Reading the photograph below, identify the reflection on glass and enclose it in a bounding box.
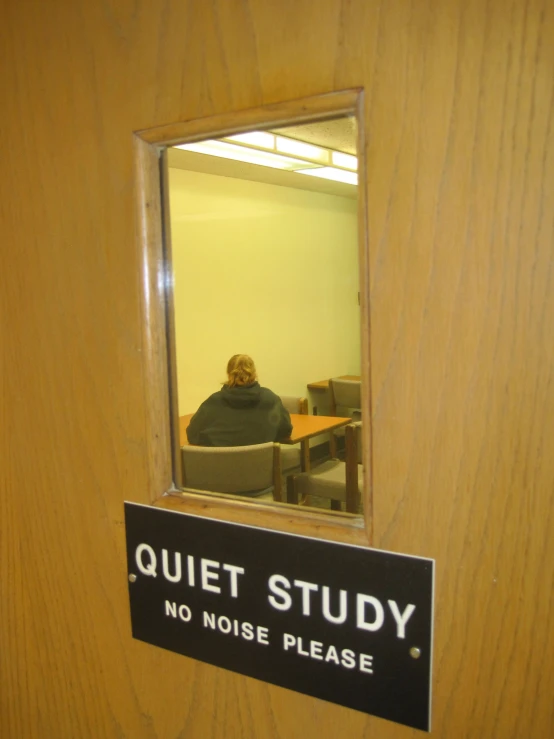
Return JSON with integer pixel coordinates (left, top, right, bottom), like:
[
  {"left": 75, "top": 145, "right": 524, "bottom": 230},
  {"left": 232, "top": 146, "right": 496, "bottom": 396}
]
[{"left": 167, "top": 116, "right": 363, "bottom": 515}]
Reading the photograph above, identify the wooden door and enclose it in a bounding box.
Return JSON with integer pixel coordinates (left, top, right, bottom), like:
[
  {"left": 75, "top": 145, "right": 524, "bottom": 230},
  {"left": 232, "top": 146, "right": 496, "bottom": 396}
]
[{"left": 1, "top": 1, "right": 553, "bottom": 738}]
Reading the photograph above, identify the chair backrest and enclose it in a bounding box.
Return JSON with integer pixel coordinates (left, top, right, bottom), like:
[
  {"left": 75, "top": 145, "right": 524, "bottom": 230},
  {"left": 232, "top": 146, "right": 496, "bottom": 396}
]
[
  {"left": 181, "top": 442, "right": 282, "bottom": 500},
  {"left": 329, "top": 378, "right": 361, "bottom": 414},
  {"left": 279, "top": 396, "right": 308, "bottom": 415},
  {"left": 279, "top": 396, "right": 309, "bottom": 472}
]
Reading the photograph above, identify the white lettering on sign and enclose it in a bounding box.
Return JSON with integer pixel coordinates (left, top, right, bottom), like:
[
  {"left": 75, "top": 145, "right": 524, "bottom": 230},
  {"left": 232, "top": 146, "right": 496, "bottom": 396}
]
[
  {"left": 187, "top": 555, "right": 195, "bottom": 586},
  {"left": 165, "top": 600, "right": 177, "bottom": 618},
  {"left": 322, "top": 586, "right": 348, "bottom": 624},
  {"left": 267, "top": 575, "right": 292, "bottom": 611},
  {"left": 267, "top": 575, "right": 416, "bottom": 639},
  {"left": 201, "top": 559, "right": 221, "bottom": 593},
  {"left": 356, "top": 595, "right": 385, "bottom": 632},
  {"left": 387, "top": 600, "right": 416, "bottom": 639},
  {"left": 162, "top": 549, "right": 182, "bottom": 583},
  {"left": 164, "top": 600, "right": 192, "bottom": 622},
  {"left": 293, "top": 579, "right": 319, "bottom": 616},
  {"left": 133, "top": 545, "right": 245, "bottom": 597},
  {"left": 223, "top": 563, "right": 245, "bottom": 598},
  {"left": 133, "top": 546, "right": 416, "bottom": 641},
  {"left": 283, "top": 633, "right": 373, "bottom": 673},
  {"left": 310, "top": 640, "right": 323, "bottom": 660},
  {"left": 203, "top": 611, "right": 270, "bottom": 644},
  {"left": 178, "top": 604, "right": 192, "bottom": 622},
  {"left": 135, "top": 543, "right": 157, "bottom": 577}
]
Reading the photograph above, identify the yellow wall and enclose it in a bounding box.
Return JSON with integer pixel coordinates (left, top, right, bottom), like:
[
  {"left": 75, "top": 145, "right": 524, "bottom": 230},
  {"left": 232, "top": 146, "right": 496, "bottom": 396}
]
[{"left": 169, "top": 167, "right": 360, "bottom": 415}]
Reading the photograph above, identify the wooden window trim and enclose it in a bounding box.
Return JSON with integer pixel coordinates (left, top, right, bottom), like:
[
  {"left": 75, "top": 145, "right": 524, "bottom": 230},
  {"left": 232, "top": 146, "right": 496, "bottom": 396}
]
[{"left": 133, "top": 89, "right": 373, "bottom": 547}]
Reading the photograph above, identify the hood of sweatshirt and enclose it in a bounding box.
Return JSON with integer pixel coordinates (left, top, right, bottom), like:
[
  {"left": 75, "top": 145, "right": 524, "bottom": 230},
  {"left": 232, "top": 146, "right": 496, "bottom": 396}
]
[{"left": 220, "top": 382, "right": 262, "bottom": 409}]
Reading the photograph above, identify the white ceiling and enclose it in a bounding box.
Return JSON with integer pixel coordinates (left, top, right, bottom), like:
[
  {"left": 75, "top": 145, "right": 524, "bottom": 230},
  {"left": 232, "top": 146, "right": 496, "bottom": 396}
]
[
  {"left": 168, "top": 115, "right": 358, "bottom": 199},
  {"left": 270, "top": 116, "right": 357, "bottom": 155}
]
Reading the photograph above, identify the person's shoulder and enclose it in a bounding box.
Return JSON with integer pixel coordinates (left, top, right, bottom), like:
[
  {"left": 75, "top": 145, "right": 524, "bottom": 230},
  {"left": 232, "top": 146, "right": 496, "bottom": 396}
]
[
  {"left": 259, "top": 386, "right": 281, "bottom": 403},
  {"left": 198, "top": 390, "right": 223, "bottom": 407}
]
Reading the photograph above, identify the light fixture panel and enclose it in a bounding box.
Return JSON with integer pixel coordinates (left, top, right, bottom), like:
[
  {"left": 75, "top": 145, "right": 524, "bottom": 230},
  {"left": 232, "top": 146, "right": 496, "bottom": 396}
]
[
  {"left": 295, "top": 166, "right": 358, "bottom": 185},
  {"left": 331, "top": 151, "right": 358, "bottom": 171},
  {"left": 226, "top": 131, "right": 275, "bottom": 149},
  {"left": 176, "top": 140, "right": 311, "bottom": 170},
  {"left": 275, "top": 136, "right": 329, "bottom": 163}
]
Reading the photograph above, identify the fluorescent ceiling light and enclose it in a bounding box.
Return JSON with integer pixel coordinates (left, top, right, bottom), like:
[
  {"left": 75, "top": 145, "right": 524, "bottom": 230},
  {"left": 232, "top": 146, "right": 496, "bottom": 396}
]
[
  {"left": 275, "top": 136, "right": 328, "bottom": 163},
  {"left": 227, "top": 131, "right": 275, "bottom": 149},
  {"left": 175, "top": 135, "right": 358, "bottom": 185},
  {"left": 176, "top": 140, "right": 312, "bottom": 170},
  {"left": 331, "top": 151, "right": 358, "bottom": 171},
  {"left": 295, "top": 167, "right": 358, "bottom": 185}
]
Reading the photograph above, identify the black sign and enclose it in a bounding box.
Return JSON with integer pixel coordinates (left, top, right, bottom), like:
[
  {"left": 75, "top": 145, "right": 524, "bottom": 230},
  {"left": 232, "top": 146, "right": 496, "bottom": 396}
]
[{"left": 125, "top": 502, "right": 434, "bottom": 732}]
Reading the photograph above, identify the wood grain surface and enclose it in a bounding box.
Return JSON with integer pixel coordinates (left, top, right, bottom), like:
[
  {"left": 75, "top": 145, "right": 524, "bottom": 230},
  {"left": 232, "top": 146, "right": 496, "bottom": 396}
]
[
  {"left": 1, "top": 1, "right": 553, "bottom": 738},
  {"left": 179, "top": 413, "right": 352, "bottom": 446}
]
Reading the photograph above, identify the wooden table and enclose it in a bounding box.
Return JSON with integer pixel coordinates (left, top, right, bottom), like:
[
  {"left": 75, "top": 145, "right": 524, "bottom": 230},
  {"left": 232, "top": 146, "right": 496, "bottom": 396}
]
[
  {"left": 179, "top": 413, "right": 351, "bottom": 471},
  {"left": 307, "top": 374, "right": 361, "bottom": 392},
  {"left": 180, "top": 413, "right": 351, "bottom": 445}
]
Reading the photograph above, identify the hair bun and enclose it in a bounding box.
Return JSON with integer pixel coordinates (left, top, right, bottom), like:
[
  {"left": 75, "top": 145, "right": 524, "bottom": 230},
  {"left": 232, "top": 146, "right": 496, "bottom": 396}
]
[{"left": 226, "top": 354, "right": 257, "bottom": 387}]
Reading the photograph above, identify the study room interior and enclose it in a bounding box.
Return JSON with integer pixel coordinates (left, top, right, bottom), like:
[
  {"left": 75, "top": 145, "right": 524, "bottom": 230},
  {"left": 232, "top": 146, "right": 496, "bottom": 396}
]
[{"left": 166, "top": 115, "right": 364, "bottom": 514}]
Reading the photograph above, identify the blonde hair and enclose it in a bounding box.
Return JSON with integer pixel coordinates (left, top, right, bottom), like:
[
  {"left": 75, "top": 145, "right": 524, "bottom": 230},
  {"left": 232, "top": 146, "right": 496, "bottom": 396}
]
[{"left": 226, "top": 354, "right": 257, "bottom": 388}]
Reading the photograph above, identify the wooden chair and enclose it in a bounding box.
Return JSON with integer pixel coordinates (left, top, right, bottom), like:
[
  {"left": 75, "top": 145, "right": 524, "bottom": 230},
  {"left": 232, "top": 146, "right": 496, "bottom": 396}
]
[
  {"left": 328, "top": 378, "right": 362, "bottom": 458},
  {"left": 181, "top": 442, "right": 282, "bottom": 501},
  {"left": 286, "top": 423, "right": 363, "bottom": 513},
  {"left": 278, "top": 395, "right": 310, "bottom": 473}
]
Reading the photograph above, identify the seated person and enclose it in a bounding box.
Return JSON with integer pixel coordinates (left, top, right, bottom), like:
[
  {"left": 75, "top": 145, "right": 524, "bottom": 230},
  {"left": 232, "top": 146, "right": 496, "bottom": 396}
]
[{"left": 186, "top": 354, "right": 293, "bottom": 447}]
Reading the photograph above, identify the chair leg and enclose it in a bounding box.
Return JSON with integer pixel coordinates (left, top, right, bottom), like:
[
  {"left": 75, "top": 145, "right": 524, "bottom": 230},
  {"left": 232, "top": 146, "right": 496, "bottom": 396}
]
[
  {"left": 286, "top": 475, "right": 299, "bottom": 505},
  {"left": 344, "top": 423, "right": 358, "bottom": 513},
  {"left": 329, "top": 432, "right": 338, "bottom": 459},
  {"left": 300, "top": 439, "right": 310, "bottom": 472}
]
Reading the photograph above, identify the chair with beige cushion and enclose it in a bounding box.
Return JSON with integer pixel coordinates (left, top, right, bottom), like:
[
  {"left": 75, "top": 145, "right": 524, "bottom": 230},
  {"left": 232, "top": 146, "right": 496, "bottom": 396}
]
[
  {"left": 286, "top": 422, "right": 363, "bottom": 513},
  {"left": 278, "top": 395, "right": 309, "bottom": 473},
  {"left": 181, "top": 442, "right": 282, "bottom": 501},
  {"left": 328, "top": 378, "right": 362, "bottom": 458}
]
